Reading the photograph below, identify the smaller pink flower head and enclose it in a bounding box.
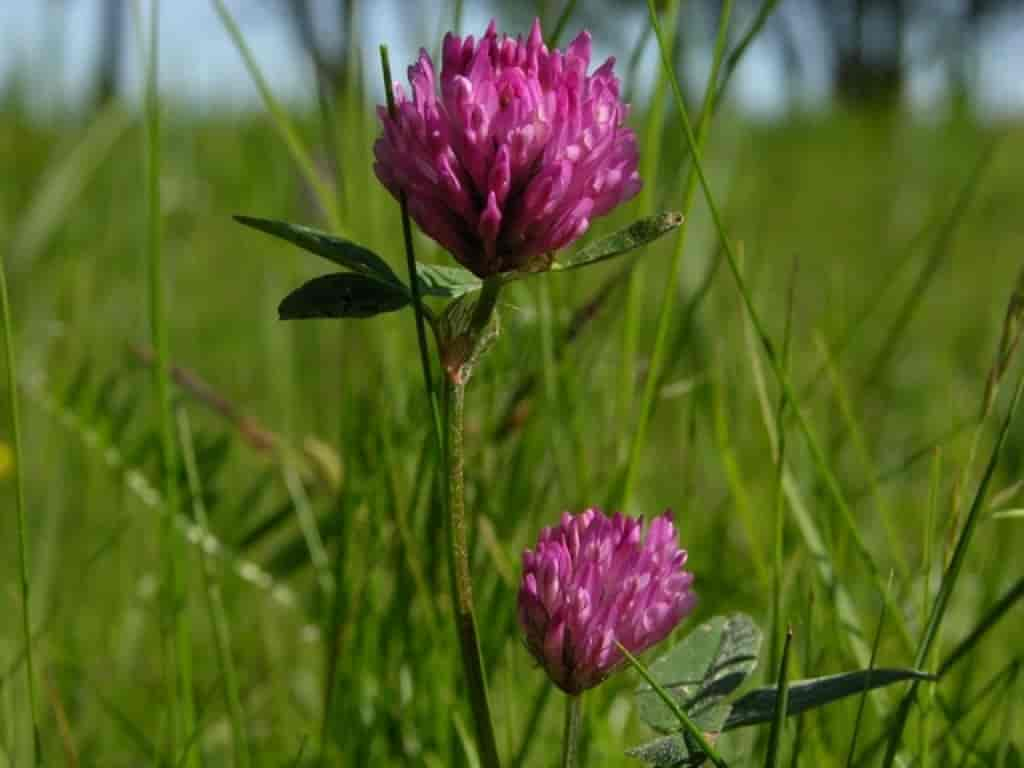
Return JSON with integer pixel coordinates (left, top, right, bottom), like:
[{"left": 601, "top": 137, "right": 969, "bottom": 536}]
[
  {"left": 374, "top": 18, "right": 641, "bottom": 278},
  {"left": 518, "top": 508, "right": 696, "bottom": 694}
]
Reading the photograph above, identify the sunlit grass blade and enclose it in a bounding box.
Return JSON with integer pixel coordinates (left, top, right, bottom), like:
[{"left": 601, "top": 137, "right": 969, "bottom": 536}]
[
  {"left": 289, "top": 736, "right": 309, "bottom": 768},
  {"left": 744, "top": 293, "right": 901, "bottom": 672},
  {"left": 846, "top": 575, "right": 890, "bottom": 767},
  {"left": 22, "top": 372, "right": 308, "bottom": 621},
  {"left": 860, "top": 139, "right": 1000, "bottom": 398},
  {"left": 619, "top": 0, "right": 679, "bottom": 463},
  {"left": 210, "top": 0, "right": 343, "bottom": 233},
  {"left": 91, "top": 678, "right": 163, "bottom": 764},
  {"left": 848, "top": 420, "right": 971, "bottom": 503},
  {"left": 769, "top": 255, "right": 797, "bottom": 673},
  {"left": 882, "top": 371, "right": 1024, "bottom": 765},
  {"left": 319, "top": 506, "right": 350, "bottom": 763},
  {"left": 138, "top": 2, "right": 196, "bottom": 763},
  {"left": 620, "top": 0, "right": 734, "bottom": 507},
  {"left": 919, "top": 446, "right": 942, "bottom": 764},
  {"left": 10, "top": 104, "right": 130, "bottom": 274},
  {"left": 177, "top": 409, "right": 251, "bottom": 768},
  {"left": 647, "top": 0, "right": 916, "bottom": 667},
  {"left": 282, "top": 461, "right": 334, "bottom": 597},
  {"left": 815, "top": 333, "right": 907, "bottom": 579},
  {"left": 453, "top": 711, "right": 483, "bottom": 768},
  {"left": 1, "top": 203, "right": 40, "bottom": 765},
  {"left": 711, "top": 350, "right": 769, "bottom": 587}
]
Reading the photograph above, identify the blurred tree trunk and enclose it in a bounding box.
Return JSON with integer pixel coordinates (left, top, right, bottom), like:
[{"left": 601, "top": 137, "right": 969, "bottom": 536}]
[
  {"left": 92, "top": 0, "right": 124, "bottom": 109},
  {"left": 832, "top": 0, "right": 905, "bottom": 107},
  {"left": 289, "top": 0, "right": 356, "bottom": 97}
]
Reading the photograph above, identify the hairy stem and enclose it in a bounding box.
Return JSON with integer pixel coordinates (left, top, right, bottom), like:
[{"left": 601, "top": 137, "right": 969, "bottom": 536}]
[
  {"left": 445, "top": 374, "right": 501, "bottom": 768},
  {"left": 561, "top": 694, "right": 583, "bottom": 768}
]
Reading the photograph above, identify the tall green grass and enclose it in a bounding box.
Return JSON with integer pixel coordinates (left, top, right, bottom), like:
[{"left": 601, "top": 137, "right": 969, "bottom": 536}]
[{"left": 0, "top": 2, "right": 1022, "bottom": 766}]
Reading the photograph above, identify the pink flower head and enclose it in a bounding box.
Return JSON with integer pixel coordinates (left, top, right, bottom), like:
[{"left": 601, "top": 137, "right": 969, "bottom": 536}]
[
  {"left": 374, "top": 19, "right": 642, "bottom": 278},
  {"left": 518, "top": 508, "right": 696, "bottom": 694}
]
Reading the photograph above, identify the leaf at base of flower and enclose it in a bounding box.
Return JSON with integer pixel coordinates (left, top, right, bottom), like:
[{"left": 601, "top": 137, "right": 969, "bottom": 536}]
[
  {"left": 415, "top": 263, "right": 482, "bottom": 298},
  {"left": 722, "top": 668, "right": 936, "bottom": 731},
  {"left": 625, "top": 729, "right": 721, "bottom": 768},
  {"left": 235, "top": 216, "right": 404, "bottom": 288},
  {"left": 278, "top": 273, "right": 410, "bottom": 320},
  {"left": 438, "top": 285, "right": 500, "bottom": 384},
  {"left": 636, "top": 613, "right": 762, "bottom": 735},
  {"left": 551, "top": 212, "right": 683, "bottom": 272}
]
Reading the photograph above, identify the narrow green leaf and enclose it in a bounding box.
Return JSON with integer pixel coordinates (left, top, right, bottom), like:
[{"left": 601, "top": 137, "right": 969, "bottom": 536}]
[
  {"left": 416, "top": 262, "right": 482, "bottom": 298},
  {"left": 636, "top": 613, "right": 762, "bottom": 734},
  {"left": 723, "top": 668, "right": 934, "bottom": 731},
  {"left": 235, "top": 216, "right": 403, "bottom": 286},
  {"left": 278, "top": 273, "right": 410, "bottom": 320},
  {"left": 551, "top": 212, "right": 683, "bottom": 272}
]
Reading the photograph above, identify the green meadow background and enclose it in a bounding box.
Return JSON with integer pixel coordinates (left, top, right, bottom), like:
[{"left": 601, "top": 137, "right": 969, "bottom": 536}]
[{"left": 1, "top": 1, "right": 1023, "bottom": 765}]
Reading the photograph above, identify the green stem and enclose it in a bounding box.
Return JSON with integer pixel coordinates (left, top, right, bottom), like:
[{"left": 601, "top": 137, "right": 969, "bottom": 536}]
[
  {"left": 378, "top": 42, "right": 497, "bottom": 765},
  {"left": 141, "top": 2, "right": 196, "bottom": 764},
  {"left": 1, "top": 247, "right": 40, "bottom": 763},
  {"left": 379, "top": 46, "right": 439, "bottom": 420},
  {"left": 561, "top": 695, "right": 583, "bottom": 768},
  {"left": 444, "top": 375, "right": 501, "bottom": 768}
]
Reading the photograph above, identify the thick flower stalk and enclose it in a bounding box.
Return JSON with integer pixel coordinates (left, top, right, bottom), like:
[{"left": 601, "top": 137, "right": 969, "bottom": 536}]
[
  {"left": 375, "top": 18, "right": 641, "bottom": 277},
  {"left": 518, "top": 508, "right": 696, "bottom": 695}
]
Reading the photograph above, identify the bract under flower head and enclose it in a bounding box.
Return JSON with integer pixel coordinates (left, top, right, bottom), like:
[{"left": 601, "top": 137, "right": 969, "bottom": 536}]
[
  {"left": 518, "top": 508, "right": 696, "bottom": 694},
  {"left": 374, "top": 19, "right": 641, "bottom": 278}
]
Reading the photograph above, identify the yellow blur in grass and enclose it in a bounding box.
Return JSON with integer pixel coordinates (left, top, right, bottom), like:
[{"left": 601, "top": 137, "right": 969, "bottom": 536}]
[{"left": 0, "top": 440, "right": 11, "bottom": 479}]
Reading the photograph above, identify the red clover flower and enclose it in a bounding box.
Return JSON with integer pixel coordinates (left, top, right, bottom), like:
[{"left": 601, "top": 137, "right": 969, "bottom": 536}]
[
  {"left": 518, "top": 508, "right": 696, "bottom": 695},
  {"left": 374, "top": 18, "right": 641, "bottom": 278}
]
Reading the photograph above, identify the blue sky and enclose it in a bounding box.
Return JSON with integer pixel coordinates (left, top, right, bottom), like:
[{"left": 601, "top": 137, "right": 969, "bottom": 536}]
[{"left": 2, "top": 0, "right": 1023, "bottom": 119}]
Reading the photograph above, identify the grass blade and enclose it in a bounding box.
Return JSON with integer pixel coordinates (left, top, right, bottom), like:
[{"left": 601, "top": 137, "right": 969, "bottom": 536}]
[
  {"left": 765, "top": 626, "right": 793, "bottom": 768},
  {"left": 620, "top": 0, "right": 734, "bottom": 507},
  {"left": 210, "top": 0, "right": 343, "bottom": 234},
  {"left": 770, "top": 255, "right": 797, "bottom": 673},
  {"left": 882, "top": 371, "right": 1024, "bottom": 765},
  {"left": 177, "top": 409, "right": 251, "bottom": 768},
  {"left": 1, "top": 200, "right": 41, "bottom": 765},
  {"left": 509, "top": 681, "right": 553, "bottom": 768},
  {"left": 937, "top": 575, "right": 1024, "bottom": 678},
  {"left": 648, "top": 0, "right": 916, "bottom": 667},
  {"left": 10, "top": 104, "right": 131, "bottom": 274},
  {"left": 138, "top": 2, "right": 196, "bottom": 763},
  {"left": 846, "top": 576, "right": 890, "bottom": 767},
  {"left": 619, "top": 0, "right": 679, "bottom": 458},
  {"left": 547, "top": 0, "right": 580, "bottom": 47}
]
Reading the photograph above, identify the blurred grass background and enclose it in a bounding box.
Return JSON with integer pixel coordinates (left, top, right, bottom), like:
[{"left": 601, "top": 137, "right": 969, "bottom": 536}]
[{"left": 1, "top": 1, "right": 1023, "bottom": 766}]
